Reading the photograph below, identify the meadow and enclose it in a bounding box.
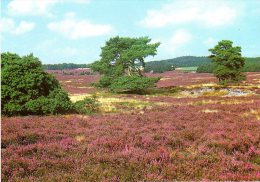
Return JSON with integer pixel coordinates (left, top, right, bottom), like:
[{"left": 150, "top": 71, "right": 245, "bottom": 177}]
[{"left": 2, "top": 70, "right": 260, "bottom": 181}]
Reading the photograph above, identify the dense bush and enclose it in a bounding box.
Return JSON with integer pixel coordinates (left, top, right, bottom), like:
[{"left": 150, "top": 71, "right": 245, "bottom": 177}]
[
  {"left": 109, "top": 76, "right": 160, "bottom": 93},
  {"left": 1, "top": 52, "right": 74, "bottom": 116},
  {"left": 91, "top": 75, "right": 113, "bottom": 88},
  {"left": 74, "top": 95, "right": 100, "bottom": 114}
]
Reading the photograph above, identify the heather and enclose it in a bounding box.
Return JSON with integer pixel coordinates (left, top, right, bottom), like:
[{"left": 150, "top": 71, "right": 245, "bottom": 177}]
[
  {"left": 2, "top": 58, "right": 260, "bottom": 180},
  {"left": 2, "top": 69, "right": 260, "bottom": 182},
  {"left": 2, "top": 96, "right": 260, "bottom": 181}
]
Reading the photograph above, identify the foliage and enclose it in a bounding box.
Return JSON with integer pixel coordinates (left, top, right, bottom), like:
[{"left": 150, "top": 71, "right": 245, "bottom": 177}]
[
  {"left": 209, "top": 40, "right": 245, "bottom": 83},
  {"left": 91, "top": 36, "right": 160, "bottom": 77},
  {"left": 43, "top": 63, "right": 88, "bottom": 70},
  {"left": 91, "top": 36, "right": 160, "bottom": 92},
  {"left": 145, "top": 55, "right": 259, "bottom": 74},
  {"left": 145, "top": 56, "right": 211, "bottom": 73},
  {"left": 109, "top": 76, "right": 160, "bottom": 93},
  {"left": 74, "top": 95, "right": 100, "bottom": 114},
  {"left": 91, "top": 75, "right": 113, "bottom": 88},
  {"left": 1, "top": 52, "right": 74, "bottom": 116},
  {"left": 242, "top": 57, "right": 260, "bottom": 72},
  {"left": 196, "top": 63, "right": 214, "bottom": 73},
  {"left": 197, "top": 57, "right": 260, "bottom": 73}
]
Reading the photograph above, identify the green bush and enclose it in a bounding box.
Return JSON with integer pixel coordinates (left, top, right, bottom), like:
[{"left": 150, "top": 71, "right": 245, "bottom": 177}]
[
  {"left": 109, "top": 76, "right": 160, "bottom": 93},
  {"left": 1, "top": 52, "right": 74, "bottom": 116},
  {"left": 74, "top": 96, "right": 99, "bottom": 114},
  {"left": 25, "top": 97, "right": 52, "bottom": 115},
  {"left": 91, "top": 75, "right": 113, "bottom": 88}
]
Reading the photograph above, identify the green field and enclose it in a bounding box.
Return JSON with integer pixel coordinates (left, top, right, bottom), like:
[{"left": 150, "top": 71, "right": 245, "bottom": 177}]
[{"left": 175, "top": 66, "right": 198, "bottom": 72}]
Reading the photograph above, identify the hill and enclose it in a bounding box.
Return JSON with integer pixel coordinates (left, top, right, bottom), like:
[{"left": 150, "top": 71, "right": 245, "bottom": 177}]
[
  {"left": 144, "top": 56, "right": 211, "bottom": 73},
  {"left": 145, "top": 56, "right": 260, "bottom": 73},
  {"left": 197, "top": 57, "right": 260, "bottom": 73}
]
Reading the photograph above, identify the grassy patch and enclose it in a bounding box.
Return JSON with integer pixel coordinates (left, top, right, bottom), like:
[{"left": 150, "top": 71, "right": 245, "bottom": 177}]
[
  {"left": 202, "top": 90, "right": 228, "bottom": 97},
  {"left": 69, "top": 94, "right": 92, "bottom": 103},
  {"left": 243, "top": 109, "right": 260, "bottom": 120},
  {"left": 193, "top": 99, "right": 254, "bottom": 106},
  {"left": 98, "top": 97, "right": 154, "bottom": 113},
  {"left": 201, "top": 109, "right": 219, "bottom": 113}
]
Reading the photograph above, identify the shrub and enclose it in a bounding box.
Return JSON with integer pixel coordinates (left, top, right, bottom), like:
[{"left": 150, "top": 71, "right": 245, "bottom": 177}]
[
  {"left": 74, "top": 95, "right": 99, "bottom": 114},
  {"left": 91, "top": 75, "right": 113, "bottom": 88},
  {"left": 109, "top": 76, "right": 160, "bottom": 93},
  {"left": 48, "top": 89, "right": 75, "bottom": 114},
  {"left": 1, "top": 52, "right": 74, "bottom": 116},
  {"left": 25, "top": 97, "right": 52, "bottom": 115}
]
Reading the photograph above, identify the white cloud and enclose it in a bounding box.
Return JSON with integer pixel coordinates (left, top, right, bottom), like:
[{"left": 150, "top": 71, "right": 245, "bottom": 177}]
[
  {"left": 0, "top": 18, "right": 35, "bottom": 35},
  {"left": 7, "top": 0, "right": 59, "bottom": 16},
  {"left": 7, "top": 0, "right": 90, "bottom": 17},
  {"left": 47, "top": 15, "right": 114, "bottom": 39},
  {"left": 0, "top": 18, "right": 15, "bottom": 32},
  {"left": 12, "top": 21, "right": 35, "bottom": 35},
  {"left": 162, "top": 29, "right": 194, "bottom": 52},
  {"left": 140, "top": 0, "right": 241, "bottom": 28}
]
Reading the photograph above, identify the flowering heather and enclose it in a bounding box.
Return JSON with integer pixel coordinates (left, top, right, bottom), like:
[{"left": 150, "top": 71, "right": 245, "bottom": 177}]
[
  {"left": 2, "top": 95, "right": 260, "bottom": 181},
  {"left": 49, "top": 70, "right": 260, "bottom": 95},
  {"left": 2, "top": 71, "right": 260, "bottom": 181}
]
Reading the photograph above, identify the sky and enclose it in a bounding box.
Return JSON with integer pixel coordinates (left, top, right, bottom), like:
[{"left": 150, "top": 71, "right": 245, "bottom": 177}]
[{"left": 1, "top": 0, "right": 260, "bottom": 64}]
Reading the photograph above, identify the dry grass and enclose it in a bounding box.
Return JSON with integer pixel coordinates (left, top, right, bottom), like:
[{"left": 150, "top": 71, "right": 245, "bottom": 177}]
[
  {"left": 75, "top": 135, "right": 85, "bottom": 142},
  {"left": 98, "top": 97, "right": 156, "bottom": 113},
  {"left": 202, "top": 90, "right": 228, "bottom": 96},
  {"left": 201, "top": 109, "right": 219, "bottom": 113},
  {"left": 243, "top": 109, "right": 260, "bottom": 120},
  {"left": 193, "top": 99, "right": 254, "bottom": 106},
  {"left": 69, "top": 93, "right": 92, "bottom": 102}
]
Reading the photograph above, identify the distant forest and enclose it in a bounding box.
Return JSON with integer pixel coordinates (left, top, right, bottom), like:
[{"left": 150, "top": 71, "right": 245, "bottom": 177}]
[
  {"left": 43, "top": 63, "right": 89, "bottom": 70},
  {"left": 43, "top": 56, "right": 260, "bottom": 73},
  {"left": 145, "top": 56, "right": 260, "bottom": 73},
  {"left": 196, "top": 57, "right": 260, "bottom": 73},
  {"left": 144, "top": 56, "right": 210, "bottom": 73}
]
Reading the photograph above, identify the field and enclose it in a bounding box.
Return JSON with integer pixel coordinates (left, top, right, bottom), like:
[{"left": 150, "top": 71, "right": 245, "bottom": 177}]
[
  {"left": 2, "top": 70, "right": 260, "bottom": 181},
  {"left": 175, "top": 66, "right": 198, "bottom": 72}
]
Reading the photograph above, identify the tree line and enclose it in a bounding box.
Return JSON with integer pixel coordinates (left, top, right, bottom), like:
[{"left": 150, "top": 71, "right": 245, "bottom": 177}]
[
  {"left": 43, "top": 63, "right": 89, "bottom": 70},
  {"left": 197, "top": 57, "right": 260, "bottom": 73},
  {"left": 145, "top": 56, "right": 260, "bottom": 73}
]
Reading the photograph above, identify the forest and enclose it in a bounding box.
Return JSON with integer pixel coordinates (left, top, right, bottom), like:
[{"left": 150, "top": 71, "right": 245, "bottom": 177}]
[{"left": 43, "top": 56, "right": 260, "bottom": 73}]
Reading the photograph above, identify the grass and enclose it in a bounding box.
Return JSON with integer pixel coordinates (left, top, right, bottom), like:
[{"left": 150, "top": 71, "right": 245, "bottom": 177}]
[
  {"left": 193, "top": 99, "right": 254, "bottom": 106},
  {"left": 98, "top": 97, "right": 162, "bottom": 113},
  {"left": 202, "top": 90, "right": 228, "bottom": 96},
  {"left": 69, "top": 93, "right": 92, "bottom": 102},
  {"left": 175, "top": 67, "right": 198, "bottom": 72},
  {"left": 243, "top": 109, "right": 260, "bottom": 120},
  {"left": 201, "top": 109, "right": 219, "bottom": 113}
]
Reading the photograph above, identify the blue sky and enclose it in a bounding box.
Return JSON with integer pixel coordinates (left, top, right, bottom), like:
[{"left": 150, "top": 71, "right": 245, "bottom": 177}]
[{"left": 1, "top": 0, "right": 260, "bottom": 64}]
